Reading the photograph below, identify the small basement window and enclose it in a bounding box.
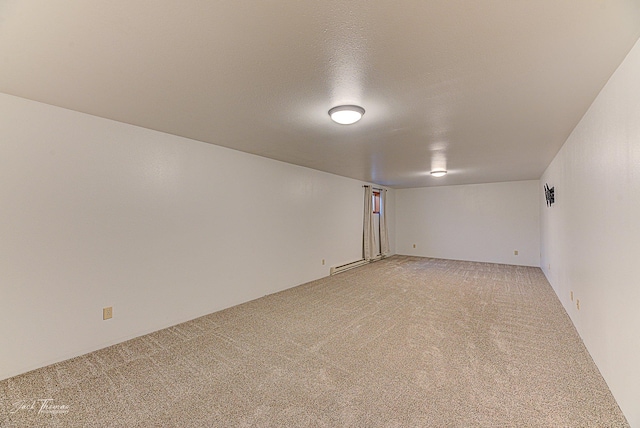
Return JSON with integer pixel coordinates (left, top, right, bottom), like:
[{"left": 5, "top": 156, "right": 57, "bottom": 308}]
[{"left": 373, "top": 191, "right": 380, "bottom": 214}]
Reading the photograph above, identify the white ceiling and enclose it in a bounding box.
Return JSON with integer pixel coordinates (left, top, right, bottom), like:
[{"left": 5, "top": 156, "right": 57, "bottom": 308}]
[{"left": 1, "top": 1, "right": 639, "bottom": 188}]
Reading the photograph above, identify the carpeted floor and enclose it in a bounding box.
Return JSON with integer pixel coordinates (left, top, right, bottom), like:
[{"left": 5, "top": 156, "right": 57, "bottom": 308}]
[{"left": 0, "top": 256, "right": 629, "bottom": 427}]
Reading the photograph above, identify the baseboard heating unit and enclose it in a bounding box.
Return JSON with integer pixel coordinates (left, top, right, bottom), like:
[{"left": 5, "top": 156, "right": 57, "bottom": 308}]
[{"left": 330, "top": 259, "right": 369, "bottom": 275}]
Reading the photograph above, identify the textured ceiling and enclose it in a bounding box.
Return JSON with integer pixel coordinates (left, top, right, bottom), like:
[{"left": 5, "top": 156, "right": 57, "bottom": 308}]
[{"left": 1, "top": 1, "right": 639, "bottom": 188}]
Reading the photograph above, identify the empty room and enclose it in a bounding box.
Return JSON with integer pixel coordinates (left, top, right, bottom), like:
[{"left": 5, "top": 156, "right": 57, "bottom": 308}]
[{"left": 1, "top": 1, "right": 639, "bottom": 427}]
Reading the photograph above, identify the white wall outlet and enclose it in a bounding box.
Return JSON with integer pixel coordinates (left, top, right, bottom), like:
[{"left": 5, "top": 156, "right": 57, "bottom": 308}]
[
  {"left": 413, "top": 244, "right": 416, "bottom": 248},
  {"left": 570, "top": 291, "right": 574, "bottom": 301},
  {"left": 514, "top": 250, "right": 518, "bottom": 255},
  {"left": 322, "top": 259, "right": 325, "bottom": 265},
  {"left": 576, "top": 300, "right": 580, "bottom": 311},
  {"left": 103, "top": 307, "right": 113, "bottom": 320}
]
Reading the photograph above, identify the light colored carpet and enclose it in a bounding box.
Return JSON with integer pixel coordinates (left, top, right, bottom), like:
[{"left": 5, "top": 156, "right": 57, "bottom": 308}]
[{"left": 0, "top": 256, "right": 629, "bottom": 427}]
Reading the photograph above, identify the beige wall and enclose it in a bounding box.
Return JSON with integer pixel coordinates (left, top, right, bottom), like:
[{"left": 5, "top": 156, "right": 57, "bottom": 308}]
[
  {"left": 396, "top": 181, "right": 541, "bottom": 267},
  {"left": 0, "top": 93, "right": 394, "bottom": 380},
  {"left": 541, "top": 38, "right": 640, "bottom": 426}
]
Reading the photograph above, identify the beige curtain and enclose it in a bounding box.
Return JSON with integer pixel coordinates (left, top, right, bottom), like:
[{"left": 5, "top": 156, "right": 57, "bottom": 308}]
[
  {"left": 363, "top": 185, "right": 376, "bottom": 261},
  {"left": 380, "top": 189, "right": 390, "bottom": 256}
]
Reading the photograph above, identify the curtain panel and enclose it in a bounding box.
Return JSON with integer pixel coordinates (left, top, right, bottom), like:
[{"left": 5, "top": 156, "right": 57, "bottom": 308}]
[{"left": 380, "top": 189, "right": 390, "bottom": 256}]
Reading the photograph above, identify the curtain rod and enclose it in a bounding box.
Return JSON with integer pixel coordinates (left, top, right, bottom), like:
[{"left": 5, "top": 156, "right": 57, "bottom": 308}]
[{"left": 362, "top": 185, "right": 386, "bottom": 191}]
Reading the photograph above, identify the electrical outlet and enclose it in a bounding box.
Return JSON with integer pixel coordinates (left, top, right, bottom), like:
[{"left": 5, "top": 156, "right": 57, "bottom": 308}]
[
  {"left": 322, "top": 259, "right": 325, "bottom": 265},
  {"left": 103, "top": 307, "right": 113, "bottom": 320},
  {"left": 570, "top": 291, "right": 573, "bottom": 301},
  {"left": 576, "top": 300, "right": 580, "bottom": 311},
  {"left": 514, "top": 250, "right": 518, "bottom": 256},
  {"left": 413, "top": 244, "right": 416, "bottom": 248}
]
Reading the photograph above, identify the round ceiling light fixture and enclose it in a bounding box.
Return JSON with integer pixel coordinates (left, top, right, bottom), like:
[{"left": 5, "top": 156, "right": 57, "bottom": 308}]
[
  {"left": 430, "top": 170, "right": 447, "bottom": 177},
  {"left": 328, "top": 105, "right": 365, "bottom": 125}
]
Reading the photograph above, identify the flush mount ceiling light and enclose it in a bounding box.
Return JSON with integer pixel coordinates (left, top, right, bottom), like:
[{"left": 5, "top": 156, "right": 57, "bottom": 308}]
[
  {"left": 430, "top": 170, "right": 447, "bottom": 177},
  {"left": 328, "top": 105, "right": 365, "bottom": 125}
]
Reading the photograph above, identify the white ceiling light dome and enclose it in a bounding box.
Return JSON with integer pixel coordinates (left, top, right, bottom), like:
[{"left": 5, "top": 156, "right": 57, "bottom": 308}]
[
  {"left": 328, "top": 105, "right": 365, "bottom": 125},
  {"left": 430, "top": 170, "right": 447, "bottom": 177}
]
